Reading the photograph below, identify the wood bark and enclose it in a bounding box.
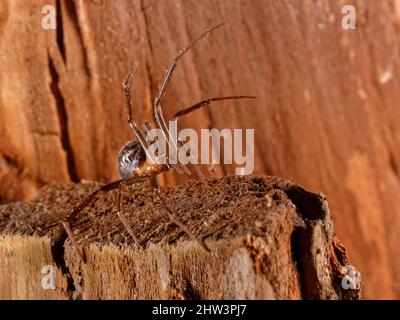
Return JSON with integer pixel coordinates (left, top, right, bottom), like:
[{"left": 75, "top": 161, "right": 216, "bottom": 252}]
[
  {"left": 0, "top": 175, "right": 360, "bottom": 300},
  {"left": 0, "top": 0, "right": 398, "bottom": 299}
]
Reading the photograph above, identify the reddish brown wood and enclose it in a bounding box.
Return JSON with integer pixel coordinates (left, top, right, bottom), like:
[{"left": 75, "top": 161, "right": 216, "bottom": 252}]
[
  {"left": 0, "top": 176, "right": 360, "bottom": 299},
  {"left": 0, "top": 0, "right": 399, "bottom": 298}
]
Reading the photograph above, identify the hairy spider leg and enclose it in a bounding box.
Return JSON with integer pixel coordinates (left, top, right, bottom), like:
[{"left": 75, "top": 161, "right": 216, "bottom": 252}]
[
  {"left": 152, "top": 23, "right": 225, "bottom": 175},
  {"left": 63, "top": 175, "right": 149, "bottom": 262},
  {"left": 154, "top": 188, "right": 210, "bottom": 252},
  {"left": 172, "top": 96, "right": 257, "bottom": 119},
  {"left": 122, "top": 62, "right": 157, "bottom": 164},
  {"left": 115, "top": 184, "right": 144, "bottom": 249},
  {"left": 172, "top": 95, "right": 257, "bottom": 177}
]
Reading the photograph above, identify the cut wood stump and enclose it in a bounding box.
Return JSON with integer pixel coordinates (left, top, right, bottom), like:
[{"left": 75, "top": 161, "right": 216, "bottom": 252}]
[
  {"left": 0, "top": 175, "right": 360, "bottom": 300},
  {"left": 0, "top": 0, "right": 399, "bottom": 299}
]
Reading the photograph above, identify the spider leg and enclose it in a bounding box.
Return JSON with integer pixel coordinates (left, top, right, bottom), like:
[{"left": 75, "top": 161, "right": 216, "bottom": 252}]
[
  {"left": 176, "top": 137, "right": 205, "bottom": 179},
  {"left": 152, "top": 23, "right": 225, "bottom": 174},
  {"left": 122, "top": 62, "right": 157, "bottom": 164},
  {"left": 154, "top": 22, "right": 225, "bottom": 107},
  {"left": 142, "top": 121, "right": 168, "bottom": 167},
  {"left": 62, "top": 220, "right": 87, "bottom": 262},
  {"left": 115, "top": 184, "right": 144, "bottom": 249},
  {"left": 172, "top": 96, "right": 256, "bottom": 177},
  {"left": 154, "top": 188, "right": 210, "bottom": 252},
  {"left": 172, "top": 96, "right": 257, "bottom": 119},
  {"left": 154, "top": 106, "right": 189, "bottom": 175},
  {"left": 63, "top": 176, "right": 148, "bottom": 263}
]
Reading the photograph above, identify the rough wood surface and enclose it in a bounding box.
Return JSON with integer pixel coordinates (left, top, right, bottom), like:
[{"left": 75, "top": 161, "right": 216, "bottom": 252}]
[
  {"left": 0, "top": 176, "right": 360, "bottom": 300},
  {"left": 0, "top": 0, "right": 398, "bottom": 299}
]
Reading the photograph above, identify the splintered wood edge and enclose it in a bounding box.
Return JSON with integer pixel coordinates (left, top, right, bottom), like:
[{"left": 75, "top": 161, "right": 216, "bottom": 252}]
[
  {"left": 0, "top": 234, "right": 299, "bottom": 300},
  {"left": 0, "top": 176, "right": 361, "bottom": 299},
  {"left": 0, "top": 235, "right": 69, "bottom": 299},
  {"left": 65, "top": 238, "right": 287, "bottom": 299}
]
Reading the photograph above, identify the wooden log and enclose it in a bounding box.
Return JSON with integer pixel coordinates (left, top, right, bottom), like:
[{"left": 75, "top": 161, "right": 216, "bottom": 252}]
[
  {"left": 1, "top": 0, "right": 395, "bottom": 299},
  {"left": 0, "top": 175, "right": 360, "bottom": 299}
]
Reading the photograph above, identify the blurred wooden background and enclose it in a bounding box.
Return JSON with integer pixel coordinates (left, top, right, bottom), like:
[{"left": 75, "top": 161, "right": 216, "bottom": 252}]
[{"left": 0, "top": 0, "right": 399, "bottom": 299}]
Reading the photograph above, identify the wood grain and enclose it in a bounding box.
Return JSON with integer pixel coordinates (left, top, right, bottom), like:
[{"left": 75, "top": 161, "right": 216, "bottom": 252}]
[
  {"left": 0, "top": 0, "right": 398, "bottom": 298},
  {"left": 0, "top": 176, "right": 360, "bottom": 299}
]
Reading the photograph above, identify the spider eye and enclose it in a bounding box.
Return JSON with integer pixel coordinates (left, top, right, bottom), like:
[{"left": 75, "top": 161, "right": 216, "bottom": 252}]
[{"left": 117, "top": 140, "right": 146, "bottom": 179}]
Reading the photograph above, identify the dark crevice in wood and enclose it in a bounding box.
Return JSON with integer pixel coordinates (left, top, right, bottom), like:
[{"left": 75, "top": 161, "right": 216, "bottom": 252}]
[
  {"left": 2, "top": 153, "right": 18, "bottom": 168},
  {"left": 48, "top": 55, "right": 79, "bottom": 182},
  {"left": 286, "top": 185, "right": 325, "bottom": 299},
  {"left": 55, "top": 0, "right": 66, "bottom": 63},
  {"left": 64, "top": 0, "right": 92, "bottom": 80},
  {"left": 286, "top": 183, "right": 339, "bottom": 299},
  {"left": 50, "top": 228, "right": 77, "bottom": 299},
  {"left": 389, "top": 152, "right": 399, "bottom": 179},
  {"left": 291, "top": 226, "right": 310, "bottom": 299},
  {"left": 285, "top": 185, "right": 326, "bottom": 221},
  {"left": 183, "top": 279, "right": 202, "bottom": 299}
]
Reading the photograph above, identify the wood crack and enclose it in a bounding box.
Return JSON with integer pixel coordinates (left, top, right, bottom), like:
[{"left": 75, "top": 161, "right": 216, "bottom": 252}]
[
  {"left": 389, "top": 152, "right": 399, "bottom": 180},
  {"left": 56, "top": 0, "right": 66, "bottom": 63},
  {"left": 50, "top": 228, "right": 78, "bottom": 299},
  {"left": 64, "top": 0, "right": 92, "bottom": 80},
  {"left": 48, "top": 54, "right": 79, "bottom": 182}
]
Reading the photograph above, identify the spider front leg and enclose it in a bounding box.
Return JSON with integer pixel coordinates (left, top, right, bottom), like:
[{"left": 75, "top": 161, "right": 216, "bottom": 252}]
[
  {"left": 152, "top": 23, "right": 225, "bottom": 175},
  {"left": 172, "top": 96, "right": 257, "bottom": 177},
  {"left": 154, "top": 188, "right": 210, "bottom": 252},
  {"left": 62, "top": 219, "right": 87, "bottom": 263},
  {"left": 154, "top": 104, "right": 189, "bottom": 175},
  {"left": 62, "top": 183, "right": 111, "bottom": 263},
  {"left": 172, "top": 96, "right": 257, "bottom": 119},
  {"left": 62, "top": 176, "right": 148, "bottom": 263},
  {"left": 122, "top": 62, "right": 157, "bottom": 164},
  {"left": 113, "top": 184, "right": 143, "bottom": 249},
  {"left": 153, "top": 22, "right": 225, "bottom": 107}
]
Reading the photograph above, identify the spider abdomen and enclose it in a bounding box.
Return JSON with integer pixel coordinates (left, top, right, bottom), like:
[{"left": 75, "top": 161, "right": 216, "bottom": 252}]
[{"left": 117, "top": 140, "right": 147, "bottom": 179}]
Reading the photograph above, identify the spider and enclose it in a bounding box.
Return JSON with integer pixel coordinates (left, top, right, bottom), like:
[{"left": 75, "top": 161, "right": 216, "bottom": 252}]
[{"left": 62, "top": 22, "right": 256, "bottom": 262}]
